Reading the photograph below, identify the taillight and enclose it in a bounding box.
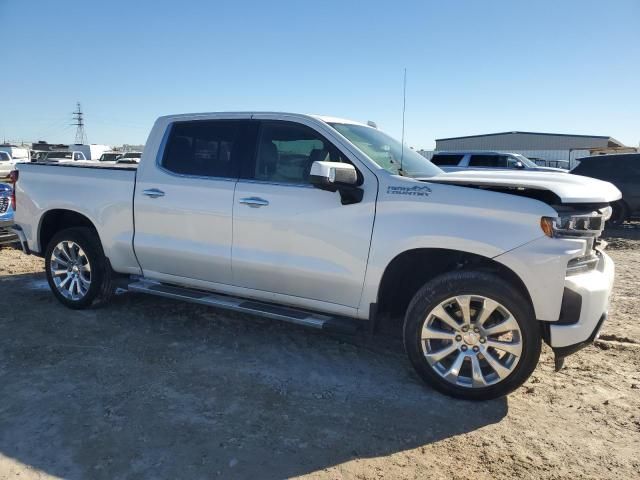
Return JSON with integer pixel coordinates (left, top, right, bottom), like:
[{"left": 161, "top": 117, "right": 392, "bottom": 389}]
[{"left": 8, "top": 170, "right": 18, "bottom": 211}]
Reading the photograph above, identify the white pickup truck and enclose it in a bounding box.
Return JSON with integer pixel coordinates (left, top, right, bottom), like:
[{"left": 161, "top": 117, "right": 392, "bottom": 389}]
[{"left": 12, "top": 112, "right": 620, "bottom": 400}]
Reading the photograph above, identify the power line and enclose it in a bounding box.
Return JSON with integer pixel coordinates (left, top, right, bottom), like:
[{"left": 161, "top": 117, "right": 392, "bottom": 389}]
[{"left": 72, "top": 102, "right": 87, "bottom": 144}]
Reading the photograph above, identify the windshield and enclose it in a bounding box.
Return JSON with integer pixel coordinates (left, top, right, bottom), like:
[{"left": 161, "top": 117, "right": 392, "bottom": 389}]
[
  {"left": 512, "top": 153, "right": 537, "bottom": 168},
  {"left": 329, "top": 123, "right": 442, "bottom": 178},
  {"left": 46, "top": 151, "right": 73, "bottom": 159},
  {"left": 122, "top": 152, "right": 141, "bottom": 158},
  {"left": 0, "top": 152, "right": 10, "bottom": 162}
]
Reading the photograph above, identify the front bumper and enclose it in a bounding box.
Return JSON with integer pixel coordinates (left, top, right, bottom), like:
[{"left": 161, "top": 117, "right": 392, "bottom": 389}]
[{"left": 549, "top": 249, "right": 614, "bottom": 349}]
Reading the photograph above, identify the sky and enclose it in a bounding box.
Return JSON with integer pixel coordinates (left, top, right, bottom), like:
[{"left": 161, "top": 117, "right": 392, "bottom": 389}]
[{"left": 0, "top": 0, "right": 638, "bottom": 149}]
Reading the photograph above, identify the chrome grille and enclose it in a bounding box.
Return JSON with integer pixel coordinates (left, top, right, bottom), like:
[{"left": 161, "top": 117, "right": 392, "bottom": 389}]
[{"left": 0, "top": 196, "right": 9, "bottom": 214}]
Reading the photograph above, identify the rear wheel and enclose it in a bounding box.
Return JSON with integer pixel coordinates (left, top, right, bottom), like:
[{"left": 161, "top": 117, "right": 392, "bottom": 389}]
[
  {"left": 403, "top": 271, "right": 541, "bottom": 400},
  {"left": 45, "top": 227, "right": 114, "bottom": 309}
]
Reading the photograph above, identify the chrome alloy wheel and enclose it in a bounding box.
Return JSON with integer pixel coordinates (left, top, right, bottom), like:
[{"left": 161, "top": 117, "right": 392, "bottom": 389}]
[
  {"left": 50, "top": 241, "right": 92, "bottom": 301},
  {"left": 420, "top": 295, "right": 523, "bottom": 388}
]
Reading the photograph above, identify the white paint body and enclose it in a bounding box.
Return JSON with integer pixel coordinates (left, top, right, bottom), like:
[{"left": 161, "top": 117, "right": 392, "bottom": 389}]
[{"left": 14, "top": 112, "right": 620, "bottom": 349}]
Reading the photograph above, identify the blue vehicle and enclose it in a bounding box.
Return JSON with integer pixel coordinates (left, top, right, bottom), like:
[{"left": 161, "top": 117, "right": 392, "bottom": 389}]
[{"left": 0, "top": 183, "right": 18, "bottom": 246}]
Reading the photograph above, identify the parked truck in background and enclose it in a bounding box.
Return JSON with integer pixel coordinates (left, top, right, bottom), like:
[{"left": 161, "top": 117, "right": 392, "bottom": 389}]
[
  {"left": 69, "top": 144, "right": 112, "bottom": 160},
  {"left": 11, "top": 112, "right": 620, "bottom": 400},
  {"left": 0, "top": 145, "right": 30, "bottom": 163}
]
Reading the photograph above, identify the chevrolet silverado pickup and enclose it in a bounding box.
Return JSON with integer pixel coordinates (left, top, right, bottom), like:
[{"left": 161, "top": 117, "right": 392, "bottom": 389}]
[{"left": 11, "top": 112, "right": 620, "bottom": 400}]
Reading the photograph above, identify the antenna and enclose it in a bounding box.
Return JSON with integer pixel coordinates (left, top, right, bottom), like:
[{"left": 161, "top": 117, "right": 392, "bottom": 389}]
[
  {"left": 72, "top": 102, "right": 87, "bottom": 144},
  {"left": 400, "top": 68, "right": 407, "bottom": 175}
]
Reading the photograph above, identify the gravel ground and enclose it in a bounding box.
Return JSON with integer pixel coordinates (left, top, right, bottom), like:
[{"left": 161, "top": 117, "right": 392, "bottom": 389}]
[{"left": 0, "top": 226, "right": 638, "bottom": 479}]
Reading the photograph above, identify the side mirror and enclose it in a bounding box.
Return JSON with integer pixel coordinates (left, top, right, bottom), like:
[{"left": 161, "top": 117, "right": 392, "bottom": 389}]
[
  {"left": 514, "top": 161, "right": 525, "bottom": 169},
  {"left": 309, "top": 161, "right": 358, "bottom": 191},
  {"left": 309, "top": 161, "right": 363, "bottom": 205}
]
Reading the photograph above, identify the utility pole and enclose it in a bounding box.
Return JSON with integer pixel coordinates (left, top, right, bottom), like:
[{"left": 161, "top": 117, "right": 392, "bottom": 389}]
[{"left": 72, "top": 102, "right": 87, "bottom": 144}]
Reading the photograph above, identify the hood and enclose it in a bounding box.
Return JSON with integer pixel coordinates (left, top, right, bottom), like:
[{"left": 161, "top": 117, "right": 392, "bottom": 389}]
[
  {"left": 425, "top": 170, "right": 621, "bottom": 204},
  {"left": 530, "top": 166, "right": 568, "bottom": 173}
]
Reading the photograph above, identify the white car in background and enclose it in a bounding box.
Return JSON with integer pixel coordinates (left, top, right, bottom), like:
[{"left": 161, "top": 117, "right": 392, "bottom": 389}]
[
  {"left": 116, "top": 152, "right": 142, "bottom": 164},
  {"left": 43, "top": 151, "right": 89, "bottom": 163},
  {"left": 98, "top": 152, "right": 123, "bottom": 162},
  {"left": 0, "top": 151, "right": 18, "bottom": 178},
  {"left": 431, "top": 151, "right": 568, "bottom": 173}
]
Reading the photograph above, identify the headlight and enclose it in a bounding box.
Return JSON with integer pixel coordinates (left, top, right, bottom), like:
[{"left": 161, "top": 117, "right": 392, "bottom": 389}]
[{"left": 540, "top": 209, "right": 606, "bottom": 238}]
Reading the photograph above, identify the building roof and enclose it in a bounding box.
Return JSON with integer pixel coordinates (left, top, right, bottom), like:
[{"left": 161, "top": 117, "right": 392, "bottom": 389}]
[
  {"left": 435, "top": 131, "right": 625, "bottom": 150},
  {"left": 437, "top": 131, "right": 614, "bottom": 141}
]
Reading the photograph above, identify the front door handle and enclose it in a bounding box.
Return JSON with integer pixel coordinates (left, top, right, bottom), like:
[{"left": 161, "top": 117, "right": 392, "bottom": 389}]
[
  {"left": 142, "top": 188, "right": 165, "bottom": 198},
  {"left": 239, "top": 197, "right": 269, "bottom": 208}
]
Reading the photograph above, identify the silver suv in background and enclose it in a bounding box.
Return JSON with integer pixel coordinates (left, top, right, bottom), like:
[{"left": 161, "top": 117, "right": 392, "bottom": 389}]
[{"left": 431, "top": 151, "right": 567, "bottom": 173}]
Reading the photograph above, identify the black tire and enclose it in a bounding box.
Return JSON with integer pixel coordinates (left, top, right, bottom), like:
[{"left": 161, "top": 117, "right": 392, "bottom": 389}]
[
  {"left": 607, "top": 200, "right": 628, "bottom": 227},
  {"left": 44, "top": 227, "right": 114, "bottom": 309},
  {"left": 403, "top": 270, "right": 541, "bottom": 400}
]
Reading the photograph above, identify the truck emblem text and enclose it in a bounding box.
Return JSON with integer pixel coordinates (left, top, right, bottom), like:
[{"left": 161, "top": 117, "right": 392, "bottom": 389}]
[{"left": 387, "top": 185, "right": 432, "bottom": 197}]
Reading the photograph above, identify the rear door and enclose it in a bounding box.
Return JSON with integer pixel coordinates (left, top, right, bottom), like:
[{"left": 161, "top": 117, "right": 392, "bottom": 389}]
[
  {"left": 134, "top": 116, "right": 255, "bottom": 285},
  {"left": 231, "top": 118, "right": 376, "bottom": 310}
]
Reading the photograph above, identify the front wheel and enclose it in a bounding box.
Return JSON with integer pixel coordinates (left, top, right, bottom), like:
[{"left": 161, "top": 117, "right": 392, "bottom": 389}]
[
  {"left": 45, "top": 227, "right": 114, "bottom": 309},
  {"left": 403, "top": 271, "right": 541, "bottom": 400}
]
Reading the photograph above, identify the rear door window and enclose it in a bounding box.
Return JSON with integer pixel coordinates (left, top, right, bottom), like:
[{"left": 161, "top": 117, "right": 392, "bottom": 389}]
[
  {"left": 431, "top": 154, "right": 463, "bottom": 166},
  {"left": 469, "top": 154, "right": 507, "bottom": 168},
  {"left": 162, "top": 120, "right": 252, "bottom": 178}
]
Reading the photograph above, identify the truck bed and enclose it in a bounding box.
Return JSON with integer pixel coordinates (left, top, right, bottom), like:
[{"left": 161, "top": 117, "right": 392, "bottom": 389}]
[
  {"left": 28, "top": 161, "right": 138, "bottom": 171},
  {"left": 15, "top": 162, "right": 141, "bottom": 275}
]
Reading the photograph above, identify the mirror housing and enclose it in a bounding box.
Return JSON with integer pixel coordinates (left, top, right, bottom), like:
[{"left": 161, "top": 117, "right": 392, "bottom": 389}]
[
  {"left": 309, "top": 161, "right": 358, "bottom": 191},
  {"left": 514, "top": 161, "right": 525, "bottom": 169},
  {"left": 309, "top": 161, "right": 363, "bottom": 205}
]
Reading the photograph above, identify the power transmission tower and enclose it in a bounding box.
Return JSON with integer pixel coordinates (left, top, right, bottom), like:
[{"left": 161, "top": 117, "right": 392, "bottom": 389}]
[{"left": 72, "top": 102, "right": 87, "bottom": 144}]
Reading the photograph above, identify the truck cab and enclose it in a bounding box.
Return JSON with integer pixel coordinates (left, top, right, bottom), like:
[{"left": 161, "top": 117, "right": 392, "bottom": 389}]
[{"left": 12, "top": 112, "right": 620, "bottom": 400}]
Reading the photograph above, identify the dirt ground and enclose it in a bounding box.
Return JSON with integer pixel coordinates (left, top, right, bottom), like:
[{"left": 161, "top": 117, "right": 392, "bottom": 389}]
[{"left": 0, "top": 226, "right": 638, "bottom": 479}]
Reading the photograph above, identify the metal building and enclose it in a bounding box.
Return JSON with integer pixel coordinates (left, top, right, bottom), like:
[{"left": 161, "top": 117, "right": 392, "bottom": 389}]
[{"left": 433, "top": 131, "right": 631, "bottom": 168}]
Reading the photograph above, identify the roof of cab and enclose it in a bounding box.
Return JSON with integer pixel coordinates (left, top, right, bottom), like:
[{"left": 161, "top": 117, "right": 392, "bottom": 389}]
[{"left": 156, "top": 112, "right": 369, "bottom": 127}]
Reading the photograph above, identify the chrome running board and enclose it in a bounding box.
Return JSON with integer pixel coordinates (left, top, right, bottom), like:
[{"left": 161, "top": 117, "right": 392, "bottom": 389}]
[{"left": 127, "top": 279, "right": 358, "bottom": 334}]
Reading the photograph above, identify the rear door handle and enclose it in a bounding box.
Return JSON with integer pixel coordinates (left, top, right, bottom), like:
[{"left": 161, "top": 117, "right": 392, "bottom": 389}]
[
  {"left": 142, "top": 188, "right": 165, "bottom": 198},
  {"left": 239, "top": 197, "right": 269, "bottom": 208}
]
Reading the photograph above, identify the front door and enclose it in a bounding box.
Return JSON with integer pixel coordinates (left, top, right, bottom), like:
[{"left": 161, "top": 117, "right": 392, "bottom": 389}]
[
  {"left": 232, "top": 119, "right": 376, "bottom": 308},
  {"left": 134, "top": 117, "right": 254, "bottom": 285}
]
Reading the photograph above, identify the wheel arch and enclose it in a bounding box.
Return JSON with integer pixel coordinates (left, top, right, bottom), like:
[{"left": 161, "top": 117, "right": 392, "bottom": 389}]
[
  {"left": 375, "top": 248, "right": 534, "bottom": 328},
  {"left": 38, "top": 209, "right": 100, "bottom": 254}
]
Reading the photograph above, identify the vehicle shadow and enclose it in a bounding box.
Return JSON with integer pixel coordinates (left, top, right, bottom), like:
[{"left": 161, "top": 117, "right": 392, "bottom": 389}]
[{"left": 0, "top": 272, "right": 508, "bottom": 479}]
